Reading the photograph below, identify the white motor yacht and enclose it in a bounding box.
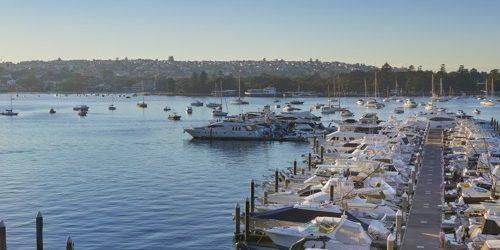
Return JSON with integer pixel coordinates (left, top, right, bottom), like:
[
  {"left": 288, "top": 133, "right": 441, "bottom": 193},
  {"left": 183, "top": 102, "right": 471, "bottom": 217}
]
[
  {"left": 403, "top": 99, "right": 417, "bottom": 108},
  {"left": 480, "top": 99, "right": 496, "bottom": 106},
  {"left": 191, "top": 100, "right": 204, "bottom": 107},
  {"left": 363, "top": 99, "right": 384, "bottom": 109},
  {"left": 184, "top": 120, "right": 272, "bottom": 140}
]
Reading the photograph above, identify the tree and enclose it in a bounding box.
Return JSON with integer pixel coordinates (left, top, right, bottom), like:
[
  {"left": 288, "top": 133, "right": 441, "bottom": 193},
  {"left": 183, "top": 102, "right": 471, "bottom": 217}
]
[
  {"left": 408, "top": 65, "right": 415, "bottom": 71},
  {"left": 439, "top": 64, "right": 446, "bottom": 73}
]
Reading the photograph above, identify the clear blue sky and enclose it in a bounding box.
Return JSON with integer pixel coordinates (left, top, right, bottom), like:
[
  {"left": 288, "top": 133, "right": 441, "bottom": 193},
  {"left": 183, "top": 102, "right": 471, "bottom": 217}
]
[{"left": 0, "top": 0, "right": 498, "bottom": 71}]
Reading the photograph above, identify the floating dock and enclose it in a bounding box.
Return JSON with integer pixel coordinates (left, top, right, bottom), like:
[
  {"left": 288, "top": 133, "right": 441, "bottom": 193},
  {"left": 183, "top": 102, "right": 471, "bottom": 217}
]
[{"left": 402, "top": 128, "right": 443, "bottom": 249}]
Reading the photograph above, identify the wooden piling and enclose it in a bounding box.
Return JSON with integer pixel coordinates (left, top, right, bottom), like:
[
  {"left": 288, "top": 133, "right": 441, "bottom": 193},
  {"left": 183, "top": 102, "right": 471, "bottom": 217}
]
[
  {"left": 0, "top": 220, "right": 6, "bottom": 250},
  {"left": 313, "top": 136, "right": 317, "bottom": 152},
  {"left": 250, "top": 180, "right": 255, "bottom": 213},
  {"left": 329, "top": 184, "right": 334, "bottom": 202},
  {"left": 396, "top": 210, "right": 402, "bottom": 245},
  {"left": 387, "top": 233, "right": 395, "bottom": 250},
  {"left": 402, "top": 192, "right": 409, "bottom": 212},
  {"left": 308, "top": 153, "right": 312, "bottom": 171},
  {"left": 36, "top": 211, "right": 43, "bottom": 250},
  {"left": 234, "top": 203, "right": 240, "bottom": 236},
  {"left": 66, "top": 235, "right": 74, "bottom": 250},
  {"left": 293, "top": 160, "right": 297, "bottom": 175},
  {"left": 320, "top": 146, "right": 324, "bottom": 163},
  {"left": 301, "top": 168, "right": 305, "bottom": 175},
  {"left": 263, "top": 191, "right": 268, "bottom": 205},
  {"left": 408, "top": 179, "right": 413, "bottom": 196},
  {"left": 274, "top": 169, "right": 279, "bottom": 192},
  {"left": 244, "top": 198, "right": 250, "bottom": 241}
]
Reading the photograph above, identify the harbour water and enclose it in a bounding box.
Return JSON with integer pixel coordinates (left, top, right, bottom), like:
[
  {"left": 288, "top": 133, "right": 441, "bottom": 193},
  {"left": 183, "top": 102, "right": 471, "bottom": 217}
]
[{"left": 0, "top": 94, "right": 497, "bottom": 249}]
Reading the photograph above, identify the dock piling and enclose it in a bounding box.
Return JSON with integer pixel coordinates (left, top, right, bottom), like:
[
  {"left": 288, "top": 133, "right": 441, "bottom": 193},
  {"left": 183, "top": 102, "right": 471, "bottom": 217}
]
[
  {"left": 396, "top": 210, "right": 402, "bottom": 245},
  {"left": 0, "top": 220, "right": 6, "bottom": 250},
  {"left": 66, "top": 235, "right": 74, "bottom": 250},
  {"left": 274, "top": 169, "right": 279, "bottom": 192},
  {"left": 293, "top": 161, "right": 297, "bottom": 175},
  {"left": 250, "top": 180, "right": 255, "bottom": 213},
  {"left": 263, "top": 191, "right": 268, "bottom": 205},
  {"left": 329, "top": 184, "right": 334, "bottom": 202},
  {"left": 244, "top": 198, "right": 250, "bottom": 241},
  {"left": 36, "top": 211, "right": 43, "bottom": 250},
  {"left": 308, "top": 153, "right": 312, "bottom": 171},
  {"left": 234, "top": 203, "right": 240, "bottom": 236},
  {"left": 320, "top": 146, "right": 324, "bottom": 163},
  {"left": 387, "top": 233, "right": 395, "bottom": 250},
  {"left": 402, "top": 192, "right": 409, "bottom": 212}
]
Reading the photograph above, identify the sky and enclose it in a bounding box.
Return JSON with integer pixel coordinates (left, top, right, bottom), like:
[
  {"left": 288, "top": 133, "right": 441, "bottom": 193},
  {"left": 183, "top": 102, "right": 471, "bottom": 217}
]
[{"left": 0, "top": 0, "right": 499, "bottom": 71}]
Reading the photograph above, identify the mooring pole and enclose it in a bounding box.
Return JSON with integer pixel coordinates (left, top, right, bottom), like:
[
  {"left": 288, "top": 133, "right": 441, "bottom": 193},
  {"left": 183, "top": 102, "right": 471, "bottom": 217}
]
[
  {"left": 244, "top": 198, "right": 250, "bottom": 241},
  {"left": 320, "top": 146, "right": 324, "bottom": 163},
  {"left": 330, "top": 184, "right": 334, "bottom": 202},
  {"left": 234, "top": 203, "right": 240, "bottom": 236},
  {"left": 36, "top": 212, "right": 43, "bottom": 250},
  {"left": 274, "top": 169, "right": 279, "bottom": 192},
  {"left": 293, "top": 160, "right": 297, "bottom": 175},
  {"left": 250, "top": 180, "right": 255, "bottom": 213},
  {"left": 66, "top": 235, "right": 74, "bottom": 250},
  {"left": 0, "top": 220, "right": 6, "bottom": 250},
  {"left": 308, "top": 153, "right": 312, "bottom": 171}
]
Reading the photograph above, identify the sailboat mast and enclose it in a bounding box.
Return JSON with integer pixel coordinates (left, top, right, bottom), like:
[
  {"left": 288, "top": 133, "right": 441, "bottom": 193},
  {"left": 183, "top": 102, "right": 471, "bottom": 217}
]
[
  {"left": 439, "top": 78, "right": 444, "bottom": 97},
  {"left": 492, "top": 78, "right": 495, "bottom": 97},
  {"left": 431, "top": 73, "right": 435, "bottom": 97},
  {"left": 485, "top": 78, "right": 489, "bottom": 96},
  {"left": 395, "top": 78, "right": 399, "bottom": 96},
  {"left": 364, "top": 78, "right": 367, "bottom": 98},
  {"left": 238, "top": 75, "right": 241, "bottom": 99},
  {"left": 374, "top": 71, "right": 378, "bottom": 98}
]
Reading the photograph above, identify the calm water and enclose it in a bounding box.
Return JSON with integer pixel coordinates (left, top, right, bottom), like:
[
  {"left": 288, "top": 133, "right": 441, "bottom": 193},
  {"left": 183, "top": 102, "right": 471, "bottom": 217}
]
[{"left": 0, "top": 94, "right": 497, "bottom": 249}]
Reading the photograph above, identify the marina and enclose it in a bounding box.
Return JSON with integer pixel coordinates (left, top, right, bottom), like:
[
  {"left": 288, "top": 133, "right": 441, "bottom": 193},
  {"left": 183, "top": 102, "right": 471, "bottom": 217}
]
[{"left": 0, "top": 94, "right": 498, "bottom": 249}]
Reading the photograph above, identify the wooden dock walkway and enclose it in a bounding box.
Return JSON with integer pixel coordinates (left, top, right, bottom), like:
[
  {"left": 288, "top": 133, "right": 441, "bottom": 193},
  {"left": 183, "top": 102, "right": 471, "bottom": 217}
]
[{"left": 402, "top": 129, "right": 443, "bottom": 249}]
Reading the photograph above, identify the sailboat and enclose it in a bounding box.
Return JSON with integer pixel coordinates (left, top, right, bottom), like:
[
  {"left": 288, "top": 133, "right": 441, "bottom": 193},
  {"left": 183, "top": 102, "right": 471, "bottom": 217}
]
[
  {"left": 321, "top": 77, "right": 343, "bottom": 114},
  {"left": 230, "top": 76, "right": 249, "bottom": 105},
  {"left": 136, "top": 81, "right": 148, "bottom": 108},
  {"left": 364, "top": 72, "right": 384, "bottom": 109},
  {"left": 212, "top": 79, "right": 228, "bottom": 117},
  {"left": 480, "top": 77, "right": 496, "bottom": 106},
  {"left": 437, "top": 78, "right": 449, "bottom": 102},
  {"left": 108, "top": 97, "right": 117, "bottom": 110},
  {"left": 290, "top": 83, "right": 304, "bottom": 104},
  {"left": 357, "top": 78, "right": 367, "bottom": 105},
  {"left": 1, "top": 95, "right": 19, "bottom": 116}
]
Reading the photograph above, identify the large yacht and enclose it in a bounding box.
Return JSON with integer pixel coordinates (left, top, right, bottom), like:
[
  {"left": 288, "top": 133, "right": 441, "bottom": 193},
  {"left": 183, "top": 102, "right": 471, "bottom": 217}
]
[
  {"left": 184, "top": 120, "right": 272, "bottom": 140},
  {"left": 244, "top": 87, "right": 277, "bottom": 97},
  {"left": 363, "top": 99, "right": 384, "bottom": 109}
]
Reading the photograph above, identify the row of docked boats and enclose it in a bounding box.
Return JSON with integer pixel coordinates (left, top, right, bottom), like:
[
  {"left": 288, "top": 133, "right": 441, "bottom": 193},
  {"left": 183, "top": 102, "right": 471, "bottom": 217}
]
[
  {"left": 234, "top": 113, "right": 430, "bottom": 249},
  {"left": 184, "top": 106, "right": 336, "bottom": 141},
  {"left": 233, "top": 108, "right": 500, "bottom": 249},
  {"left": 439, "top": 118, "right": 500, "bottom": 249}
]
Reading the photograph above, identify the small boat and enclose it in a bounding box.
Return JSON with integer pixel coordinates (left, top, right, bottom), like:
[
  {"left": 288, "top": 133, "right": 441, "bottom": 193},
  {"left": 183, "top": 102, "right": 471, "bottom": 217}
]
[
  {"left": 212, "top": 108, "right": 228, "bottom": 117},
  {"left": 230, "top": 98, "right": 249, "bottom": 105},
  {"left": 394, "top": 107, "right": 404, "bottom": 114},
  {"left": 314, "top": 103, "right": 324, "bottom": 109},
  {"left": 206, "top": 102, "right": 221, "bottom": 108},
  {"left": 108, "top": 104, "right": 116, "bottom": 111},
  {"left": 356, "top": 99, "right": 365, "bottom": 105},
  {"left": 473, "top": 109, "right": 481, "bottom": 115},
  {"left": 137, "top": 102, "right": 147, "bottom": 108},
  {"left": 1, "top": 109, "right": 18, "bottom": 116},
  {"left": 190, "top": 101, "right": 204, "bottom": 107},
  {"left": 186, "top": 106, "right": 193, "bottom": 114},
  {"left": 49, "top": 108, "right": 56, "bottom": 114},
  {"left": 273, "top": 99, "right": 280, "bottom": 103},
  {"left": 73, "top": 105, "right": 89, "bottom": 111},
  {"left": 340, "top": 109, "right": 354, "bottom": 117},
  {"left": 290, "top": 100, "right": 304, "bottom": 105},
  {"left": 2, "top": 96, "right": 18, "bottom": 116},
  {"left": 168, "top": 113, "right": 181, "bottom": 120},
  {"left": 456, "top": 110, "right": 466, "bottom": 116},
  {"left": 282, "top": 104, "right": 301, "bottom": 112},
  {"left": 275, "top": 104, "right": 281, "bottom": 109},
  {"left": 78, "top": 110, "right": 87, "bottom": 117},
  {"left": 480, "top": 99, "right": 496, "bottom": 106},
  {"left": 403, "top": 99, "right": 417, "bottom": 108},
  {"left": 163, "top": 106, "right": 171, "bottom": 112},
  {"left": 382, "top": 97, "right": 389, "bottom": 102}
]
